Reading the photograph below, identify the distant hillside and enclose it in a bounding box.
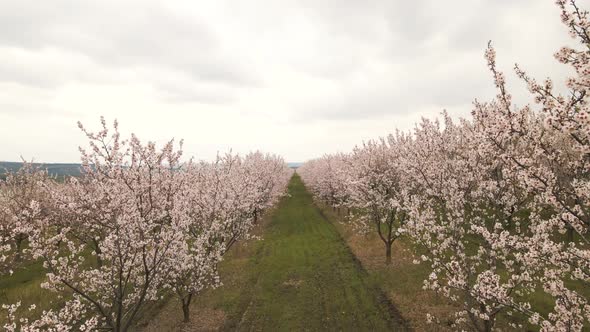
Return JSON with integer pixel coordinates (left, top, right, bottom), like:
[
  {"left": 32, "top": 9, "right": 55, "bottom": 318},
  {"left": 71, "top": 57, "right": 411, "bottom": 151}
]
[
  {"left": 0, "top": 161, "right": 83, "bottom": 179},
  {"left": 0, "top": 161, "right": 302, "bottom": 178}
]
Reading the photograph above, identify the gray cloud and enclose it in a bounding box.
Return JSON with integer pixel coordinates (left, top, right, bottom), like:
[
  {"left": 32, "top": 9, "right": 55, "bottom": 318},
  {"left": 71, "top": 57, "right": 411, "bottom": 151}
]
[
  {"left": 0, "top": 1, "right": 261, "bottom": 89},
  {"left": 0, "top": 0, "right": 578, "bottom": 162}
]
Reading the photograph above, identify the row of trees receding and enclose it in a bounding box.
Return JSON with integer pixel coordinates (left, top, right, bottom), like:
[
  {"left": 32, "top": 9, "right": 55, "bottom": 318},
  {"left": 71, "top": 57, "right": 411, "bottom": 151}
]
[
  {"left": 298, "top": 1, "right": 590, "bottom": 330},
  {"left": 0, "top": 118, "right": 292, "bottom": 331}
]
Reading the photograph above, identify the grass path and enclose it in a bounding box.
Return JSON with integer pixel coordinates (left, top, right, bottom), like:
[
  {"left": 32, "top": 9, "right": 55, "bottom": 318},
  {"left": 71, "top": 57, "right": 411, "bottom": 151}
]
[{"left": 216, "top": 174, "right": 408, "bottom": 331}]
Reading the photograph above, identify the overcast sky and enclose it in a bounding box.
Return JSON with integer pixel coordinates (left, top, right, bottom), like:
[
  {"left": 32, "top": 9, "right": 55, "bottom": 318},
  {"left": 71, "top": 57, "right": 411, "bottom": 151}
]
[{"left": 0, "top": 0, "right": 576, "bottom": 163}]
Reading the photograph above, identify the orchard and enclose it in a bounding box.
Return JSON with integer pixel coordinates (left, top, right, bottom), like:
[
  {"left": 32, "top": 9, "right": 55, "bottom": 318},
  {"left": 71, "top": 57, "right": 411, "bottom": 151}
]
[{"left": 2, "top": 0, "right": 590, "bottom": 331}]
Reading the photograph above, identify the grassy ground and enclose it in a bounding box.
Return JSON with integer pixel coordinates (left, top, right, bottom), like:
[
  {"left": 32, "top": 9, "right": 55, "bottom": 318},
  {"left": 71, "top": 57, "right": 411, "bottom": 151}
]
[
  {"left": 143, "top": 174, "right": 408, "bottom": 331},
  {"left": 0, "top": 259, "right": 55, "bottom": 325},
  {"left": 318, "top": 206, "right": 459, "bottom": 331}
]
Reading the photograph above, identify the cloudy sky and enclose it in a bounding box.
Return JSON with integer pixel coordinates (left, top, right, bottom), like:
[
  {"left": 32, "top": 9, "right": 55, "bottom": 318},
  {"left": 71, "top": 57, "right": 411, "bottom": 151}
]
[{"left": 0, "top": 0, "right": 576, "bottom": 163}]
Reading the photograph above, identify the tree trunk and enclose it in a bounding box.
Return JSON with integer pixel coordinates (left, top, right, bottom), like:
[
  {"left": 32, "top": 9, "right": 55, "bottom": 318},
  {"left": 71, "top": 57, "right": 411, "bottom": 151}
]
[
  {"left": 15, "top": 235, "right": 24, "bottom": 262},
  {"left": 182, "top": 293, "right": 193, "bottom": 323},
  {"left": 480, "top": 304, "right": 495, "bottom": 332},
  {"left": 385, "top": 243, "right": 392, "bottom": 265},
  {"left": 567, "top": 225, "right": 574, "bottom": 243},
  {"left": 92, "top": 238, "right": 103, "bottom": 267},
  {"left": 182, "top": 303, "right": 190, "bottom": 323}
]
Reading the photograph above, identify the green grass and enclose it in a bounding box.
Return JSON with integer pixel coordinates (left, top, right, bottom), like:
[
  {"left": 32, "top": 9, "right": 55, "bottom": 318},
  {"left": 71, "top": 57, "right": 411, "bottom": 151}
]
[
  {"left": 0, "top": 259, "right": 55, "bottom": 325},
  {"left": 317, "top": 206, "right": 458, "bottom": 331}
]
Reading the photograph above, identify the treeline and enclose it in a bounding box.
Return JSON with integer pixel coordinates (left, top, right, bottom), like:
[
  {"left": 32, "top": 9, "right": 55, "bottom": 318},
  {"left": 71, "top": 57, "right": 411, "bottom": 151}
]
[{"left": 0, "top": 162, "right": 83, "bottom": 180}]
